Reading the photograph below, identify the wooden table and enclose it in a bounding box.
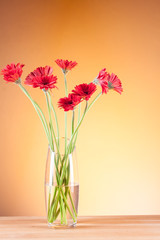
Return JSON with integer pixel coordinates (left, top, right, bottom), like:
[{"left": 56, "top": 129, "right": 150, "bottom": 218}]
[{"left": 0, "top": 216, "right": 160, "bottom": 239}]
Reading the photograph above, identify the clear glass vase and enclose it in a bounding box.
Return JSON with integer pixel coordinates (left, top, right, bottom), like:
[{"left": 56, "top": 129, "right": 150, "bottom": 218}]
[{"left": 45, "top": 137, "right": 79, "bottom": 228}]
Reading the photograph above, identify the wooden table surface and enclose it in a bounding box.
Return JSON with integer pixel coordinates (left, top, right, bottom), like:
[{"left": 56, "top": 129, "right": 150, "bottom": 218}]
[{"left": 1, "top": 216, "right": 160, "bottom": 239}]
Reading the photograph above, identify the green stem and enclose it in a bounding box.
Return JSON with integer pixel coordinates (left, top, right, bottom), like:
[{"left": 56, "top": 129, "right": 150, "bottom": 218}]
[
  {"left": 68, "top": 188, "right": 77, "bottom": 217},
  {"left": 71, "top": 109, "right": 75, "bottom": 135},
  {"left": 44, "top": 98, "right": 62, "bottom": 222},
  {"left": 49, "top": 189, "right": 60, "bottom": 222},
  {"left": 87, "top": 92, "right": 102, "bottom": 112},
  {"left": 72, "top": 103, "right": 81, "bottom": 152},
  {"left": 18, "top": 84, "right": 50, "bottom": 144},
  {"left": 60, "top": 194, "right": 67, "bottom": 224},
  {"left": 59, "top": 196, "right": 64, "bottom": 224},
  {"left": 60, "top": 188, "right": 75, "bottom": 222},
  {"left": 45, "top": 91, "right": 54, "bottom": 151},
  {"left": 71, "top": 109, "right": 75, "bottom": 151},
  {"left": 50, "top": 186, "right": 57, "bottom": 209},
  {"left": 45, "top": 95, "right": 61, "bottom": 220},
  {"left": 54, "top": 208, "right": 60, "bottom": 221},
  {"left": 64, "top": 73, "right": 68, "bottom": 97},
  {"left": 48, "top": 92, "right": 60, "bottom": 147},
  {"left": 65, "top": 112, "right": 67, "bottom": 155},
  {"left": 47, "top": 192, "right": 51, "bottom": 218},
  {"left": 34, "top": 102, "right": 50, "bottom": 138},
  {"left": 47, "top": 93, "right": 62, "bottom": 163},
  {"left": 64, "top": 73, "right": 68, "bottom": 156},
  {"left": 68, "top": 101, "right": 88, "bottom": 155}
]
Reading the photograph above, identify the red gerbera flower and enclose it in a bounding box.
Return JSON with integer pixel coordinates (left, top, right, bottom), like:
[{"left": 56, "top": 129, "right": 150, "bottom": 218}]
[
  {"left": 94, "top": 68, "right": 109, "bottom": 94},
  {"left": 1, "top": 63, "right": 24, "bottom": 83},
  {"left": 25, "top": 66, "right": 57, "bottom": 90},
  {"left": 72, "top": 83, "right": 97, "bottom": 101},
  {"left": 108, "top": 73, "right": 123, "bottom": 94},
  {"left": 55, "top": 59, "right": 77, "bottom": 74},
  {"left": 58, "top": 93, "right": 81, "bottom": 111}
]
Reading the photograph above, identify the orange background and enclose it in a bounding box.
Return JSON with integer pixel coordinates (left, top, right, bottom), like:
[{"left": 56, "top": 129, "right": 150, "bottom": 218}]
[{"left": 0, "top": 0, "right": 160, "bottom": 216}]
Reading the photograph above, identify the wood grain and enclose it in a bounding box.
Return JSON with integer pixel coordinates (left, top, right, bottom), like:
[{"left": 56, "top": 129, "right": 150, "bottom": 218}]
[{"left": 0, "top": 216, "right": 160, "bottom": 239}]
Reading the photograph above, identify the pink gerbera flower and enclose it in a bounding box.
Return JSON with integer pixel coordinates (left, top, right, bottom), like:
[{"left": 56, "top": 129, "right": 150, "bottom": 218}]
[
  {"left": 1, "top": 63, "right": 24, "bottom": 83},
  {"left": 55, "top": 59, "right": 77, "bottom": 74},
  {"left": 58, "top": 93, "right": 81, "bottom": 111},
  {"left": 25, "top": 66, "right": 57, "bottom": 90},
  {"left": 72, "top": 83, "right": 97, "bottom": 101},
  {"left": 107, "top": 73, "right": 123, "bottom": 94},
  {"left": 93, "top": 68, "right": 109, "bottom": 94}
]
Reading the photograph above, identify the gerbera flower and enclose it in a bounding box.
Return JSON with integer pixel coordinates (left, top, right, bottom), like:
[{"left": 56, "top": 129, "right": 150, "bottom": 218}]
[
  {"left": 1, "top": 63, "right": 24, "bottom": 83},
  {"left": 58, "top": 93, "right": 81, "bottom": 111},
  {"left": 72, "top": 83, "right": 97, "bottom": 101},
  {"left": 107, "top": 73, "right": 123, "bottom": 94},
  {"left": 25, "top": 66, "right": 57, "bottom": 90},
  {"left": 55, "top": 59, "right": 77, "bottom": 74},
  {"left": 93, "top": 68, "right": 109, "bottom": 94}
]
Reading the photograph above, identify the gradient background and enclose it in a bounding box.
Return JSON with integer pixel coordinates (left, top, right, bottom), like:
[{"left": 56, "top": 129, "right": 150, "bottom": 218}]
[{"left": 0, "top": 0, "right": 160, "bottom": 216}]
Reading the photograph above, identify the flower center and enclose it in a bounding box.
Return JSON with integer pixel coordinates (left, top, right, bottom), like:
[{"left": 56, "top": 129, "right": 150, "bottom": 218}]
[
  {"left": 42, "top": 76, "right": 49, "bottom": 85},
  {"left": 108, "top": 81, "right": 113, "bottom": 89}
]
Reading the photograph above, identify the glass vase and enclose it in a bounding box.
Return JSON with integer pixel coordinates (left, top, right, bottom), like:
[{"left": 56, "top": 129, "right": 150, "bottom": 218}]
[{"left": 44, "top": 137, "right": 79, "bottom": 228}]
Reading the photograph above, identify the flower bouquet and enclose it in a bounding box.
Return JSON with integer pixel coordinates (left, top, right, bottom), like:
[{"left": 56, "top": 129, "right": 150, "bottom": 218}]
[{"left": 1, "top": 60, "right": 122, "bottom": 227}]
